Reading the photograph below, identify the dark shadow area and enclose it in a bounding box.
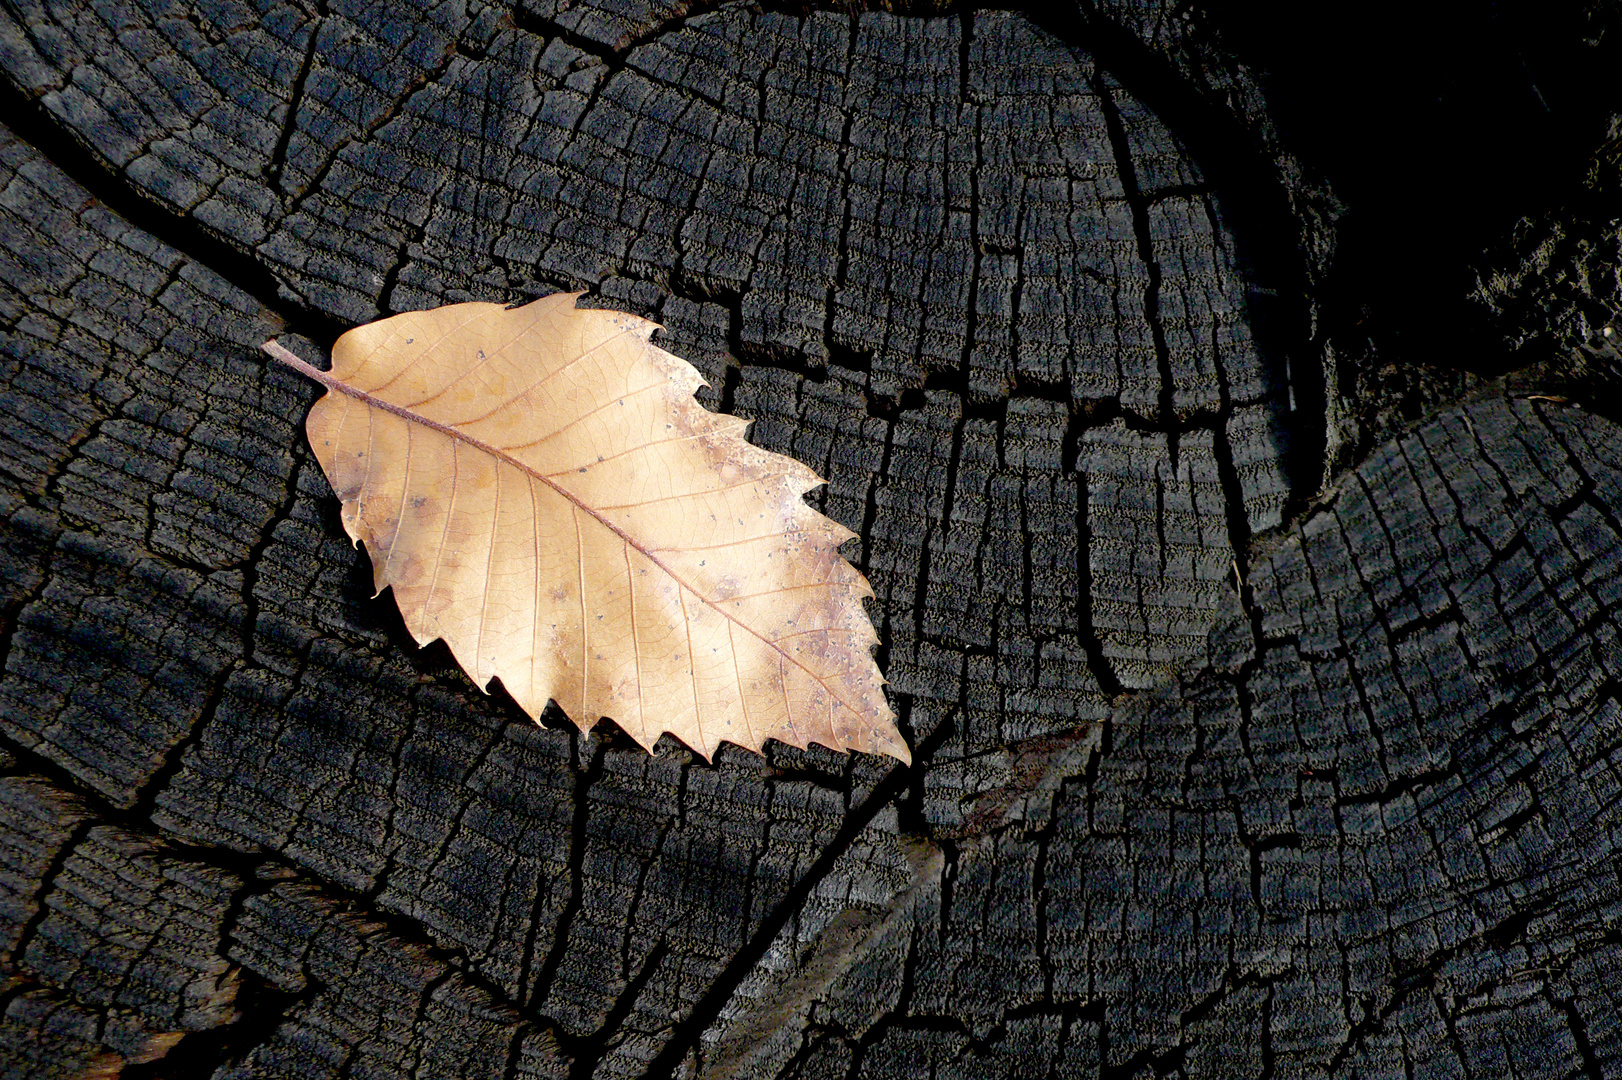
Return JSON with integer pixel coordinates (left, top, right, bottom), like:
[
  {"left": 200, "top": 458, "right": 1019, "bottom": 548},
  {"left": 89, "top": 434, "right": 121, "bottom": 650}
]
[
  {"left": 118, "top": 975, "right": 314, "bottom": 1080},
  {"left": 1202, "top": 0, "right": 1622, "bottom": 372}
]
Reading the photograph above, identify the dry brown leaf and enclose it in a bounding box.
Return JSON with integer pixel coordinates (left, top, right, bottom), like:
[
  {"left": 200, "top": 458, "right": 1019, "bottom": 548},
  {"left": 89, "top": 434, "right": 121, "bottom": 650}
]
[{"left": 263, "top": 293, "right": 908, "bottom": 763}]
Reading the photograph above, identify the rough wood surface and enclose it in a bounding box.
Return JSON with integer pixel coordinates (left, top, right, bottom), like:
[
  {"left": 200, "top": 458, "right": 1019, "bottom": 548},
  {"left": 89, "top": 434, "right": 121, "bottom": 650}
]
[{"left": 0, "top": 0, "right": 1617, "bottom": 1077}]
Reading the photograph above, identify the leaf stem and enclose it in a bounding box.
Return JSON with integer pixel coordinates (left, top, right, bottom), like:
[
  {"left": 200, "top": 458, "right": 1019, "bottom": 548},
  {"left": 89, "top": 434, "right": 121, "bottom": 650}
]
[{"left": 261, "top": 338, "right": 337, "bottom": 385}]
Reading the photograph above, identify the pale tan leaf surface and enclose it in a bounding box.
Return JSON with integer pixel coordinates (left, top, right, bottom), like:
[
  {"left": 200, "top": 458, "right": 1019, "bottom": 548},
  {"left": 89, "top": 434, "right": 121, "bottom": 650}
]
[{"left": 264, "top": 293, "right": 908, "bottom": 763}]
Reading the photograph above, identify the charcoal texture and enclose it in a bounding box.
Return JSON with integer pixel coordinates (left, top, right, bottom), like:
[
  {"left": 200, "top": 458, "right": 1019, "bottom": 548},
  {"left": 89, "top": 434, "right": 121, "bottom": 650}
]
[{"left": 0, "top": 0, "right": 1617, "bottom": 1077}]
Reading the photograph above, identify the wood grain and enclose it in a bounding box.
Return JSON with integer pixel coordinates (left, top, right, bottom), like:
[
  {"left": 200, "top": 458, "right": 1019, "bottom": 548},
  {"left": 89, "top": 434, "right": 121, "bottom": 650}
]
[{"left": 0, "top": 0, "right": 1616, "bottom": 1076}]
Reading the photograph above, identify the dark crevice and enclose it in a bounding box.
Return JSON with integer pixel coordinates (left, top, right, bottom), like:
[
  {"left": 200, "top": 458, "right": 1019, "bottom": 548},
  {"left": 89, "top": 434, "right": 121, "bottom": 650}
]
[
  {"left": 1328, "top": 949, "right": 1453, "bottom": 1073},
  {"left": 1208, "top": 0, "right": 1617, "bottom": 377},
  {"left": 0, "top": 736, "right": 565, "bottom": 1060},
  {"left": 378, "top": 189, "right": 440, "bottom": 317},
  {"left": 264, "top": 0, "right": 326, "bottom": 194},
  {"left": 0, "top": 80, "right": 343, "bottom": 346},
  {"left": 618, "top": 821, "right": 674, "bottom": 982},
  {"left": 118, "top": 969, "right": 314, "bottom": 1079},
  {"left": 662, "top": 278, "right": 852, "bottom": 417},
  {"left": 820, "top": 54, "right": 858, "bottom": 381},
  {"left": 911, "top": 522, "right": 934, "bottom": 653},
  {"left": 15, "top": 750, "right": 525, "bottom": 992},
  {"left": 855, "top": 412, "right": 896, "bottom": 578},
  {"left": 123, "top": 423, "right": 307, "bottom": 824},
  {"left": 1334, "top": 764, "right": 1449, "bottom": 810},
  {"left": 957, "top": 46, "right": 984, "bottom": 403},
  {"left": 501, "top": 1022, "right": 546, "bottom": 1080},
  {"left": 1098, "top": 1039, "right": 1188, "bottom": 1080},
  {"left": 636, "top": 724, "right": 947, "bottom": 1080},
  {"left": 1258, "top": 982, "right": 1276, "bottom": 1080},
  {"left": 6, "top": 819, "right": 93, "bottom": 967},
  {"left": 1552, "top": 992, "right": 1605, "bottom": 1080},
  {"left": 1039, "top": 3, "right": 1323, "bottom": 505},
  {"left": 1206, "top": 316, "right": 1256, "bottom": 587},
  {"left": 0, "top": 512, "right": 62, "bottom": 681},
  {"left": 939, "top": 408, "right": 966, "bottom": 532},
  {"left": 525, "top": 735, "right": 608, "bottom": 1009},
  {"left": 1069, "top": 424, "right": 1121, "bottom": 698},
  {"left": 1092, "top": 68, "right": 1178, "bottom": 475},
  {"left": 125, "top": 659, "right": 240, "bottom": 822},
  {"left": 0, "top": 735, "right": 148, "bottom": 836},
  {"left": 571, "top": 939, "right": 670, "bottom": 1078},
  {"left": 507, "top": 1, "right": 701, "bottom": 58},
  {"left": 278, "top": 33, "right": 467, "bottom": 228}
]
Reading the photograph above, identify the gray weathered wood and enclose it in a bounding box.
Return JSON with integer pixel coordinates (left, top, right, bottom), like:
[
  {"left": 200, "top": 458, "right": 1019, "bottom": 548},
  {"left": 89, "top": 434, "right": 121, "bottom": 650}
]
[{"left": 0, "top": 0, "right": 1616, "bottom": 1076}]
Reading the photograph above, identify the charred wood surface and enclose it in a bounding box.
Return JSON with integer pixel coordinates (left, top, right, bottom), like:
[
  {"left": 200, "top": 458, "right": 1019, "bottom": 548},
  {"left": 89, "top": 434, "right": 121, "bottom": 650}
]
[{"left": 0, "top": 0, "right": 1618, "bottom": 1076}]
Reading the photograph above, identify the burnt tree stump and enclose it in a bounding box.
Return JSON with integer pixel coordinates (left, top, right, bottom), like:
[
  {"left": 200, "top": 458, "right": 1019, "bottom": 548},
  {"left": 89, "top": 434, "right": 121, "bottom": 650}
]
[{"left": 1, "top": 0, "right": 1620, "bottom": 1076}]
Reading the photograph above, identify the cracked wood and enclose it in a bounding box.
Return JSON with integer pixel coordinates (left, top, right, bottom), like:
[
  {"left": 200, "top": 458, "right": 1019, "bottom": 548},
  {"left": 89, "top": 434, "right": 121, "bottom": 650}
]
[{"left": 2, "top": 0, "right": 1617, "bottom": 1077}]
